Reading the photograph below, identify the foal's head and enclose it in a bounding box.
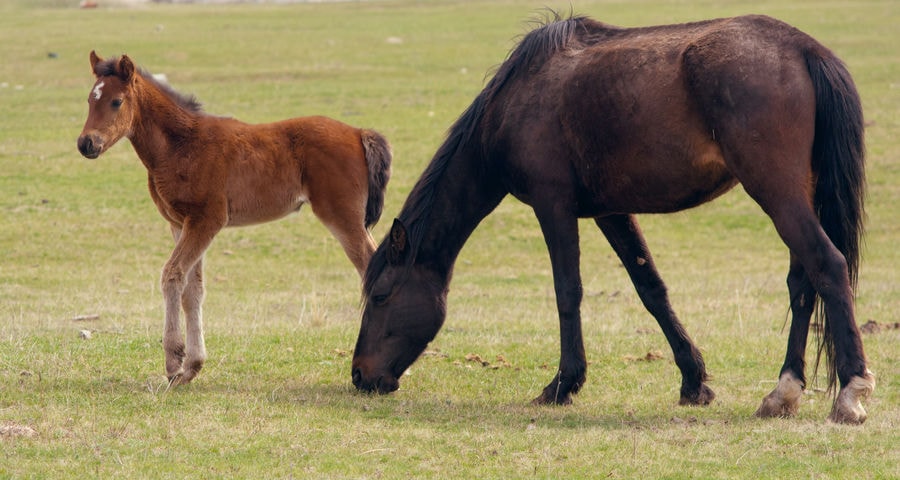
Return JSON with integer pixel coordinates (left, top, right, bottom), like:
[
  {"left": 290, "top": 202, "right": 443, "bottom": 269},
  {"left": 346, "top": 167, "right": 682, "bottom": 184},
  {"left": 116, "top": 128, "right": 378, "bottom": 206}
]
[
  {"left": 77, "top": 51, "right": 138, "bottom": 159},
  {"left": 352, "top": 219, "right": 448, "bottom": 394}
]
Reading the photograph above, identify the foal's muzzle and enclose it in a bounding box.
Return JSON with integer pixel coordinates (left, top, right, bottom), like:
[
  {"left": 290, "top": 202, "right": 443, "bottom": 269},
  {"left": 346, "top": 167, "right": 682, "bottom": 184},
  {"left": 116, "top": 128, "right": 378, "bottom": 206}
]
[{"left": 77, "top": 134, "right": 103, "bottom": 159}]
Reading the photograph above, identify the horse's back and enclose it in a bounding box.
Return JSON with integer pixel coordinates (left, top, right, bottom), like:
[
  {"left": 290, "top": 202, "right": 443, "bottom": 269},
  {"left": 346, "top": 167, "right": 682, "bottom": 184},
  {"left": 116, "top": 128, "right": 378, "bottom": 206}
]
[
  {"left": 491, "top": 15, "right": 822, "bottom": 215},
  {"left": 217, "top": 115, "right": 369, "bottom": 226}
]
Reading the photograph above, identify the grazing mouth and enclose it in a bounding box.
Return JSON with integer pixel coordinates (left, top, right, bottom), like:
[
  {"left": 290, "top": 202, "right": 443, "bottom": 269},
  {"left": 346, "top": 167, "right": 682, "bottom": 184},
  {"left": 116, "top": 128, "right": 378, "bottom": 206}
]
[{"left": 352, "top": 368, "right": 400, "bottom": 394}]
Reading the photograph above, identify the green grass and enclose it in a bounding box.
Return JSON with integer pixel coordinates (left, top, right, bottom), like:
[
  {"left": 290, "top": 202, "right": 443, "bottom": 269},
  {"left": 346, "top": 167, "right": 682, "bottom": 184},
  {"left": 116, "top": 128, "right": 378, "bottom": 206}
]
[{"left": 1, "top": 0, "right": 898, "bottom": 478}]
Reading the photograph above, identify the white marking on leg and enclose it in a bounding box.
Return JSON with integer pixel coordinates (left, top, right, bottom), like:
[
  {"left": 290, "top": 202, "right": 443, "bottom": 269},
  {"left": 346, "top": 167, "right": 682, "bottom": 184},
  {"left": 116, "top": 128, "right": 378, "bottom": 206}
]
[
  {"left": 755, "top": 371, "right": 804, "bottom": 418},
  {"left": 92, "top": 80, "right": 105, "bottom": 100},
  {"left": 828, "top": 369, "right": 875, "bottom": 424}
]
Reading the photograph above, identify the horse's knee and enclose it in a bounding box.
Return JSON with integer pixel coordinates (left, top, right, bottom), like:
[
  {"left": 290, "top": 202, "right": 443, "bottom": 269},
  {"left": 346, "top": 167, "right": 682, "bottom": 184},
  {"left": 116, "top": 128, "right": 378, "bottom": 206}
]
[{"left": 161, "top": 263, "right": 186, "bottom": 296}]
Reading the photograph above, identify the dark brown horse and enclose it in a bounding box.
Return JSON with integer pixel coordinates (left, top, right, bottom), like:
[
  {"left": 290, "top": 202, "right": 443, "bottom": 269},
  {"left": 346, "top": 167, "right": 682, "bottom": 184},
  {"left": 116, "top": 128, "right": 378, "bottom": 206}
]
[
  {"left": 351, "top": 14, "right": 874, "bottom": 424},
  {"left": 78, "top": 51, "right": 392, "bottom": 385}
]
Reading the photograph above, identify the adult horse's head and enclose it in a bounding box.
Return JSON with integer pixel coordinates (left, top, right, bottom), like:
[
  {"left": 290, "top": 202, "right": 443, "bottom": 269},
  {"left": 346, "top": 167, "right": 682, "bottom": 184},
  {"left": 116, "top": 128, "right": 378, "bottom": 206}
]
[
  {"left": 352, "top": 219, "right": 448, "bottom": 394},
  {"left": 77, "top": 51, "right": 137, "bottom": 159}
]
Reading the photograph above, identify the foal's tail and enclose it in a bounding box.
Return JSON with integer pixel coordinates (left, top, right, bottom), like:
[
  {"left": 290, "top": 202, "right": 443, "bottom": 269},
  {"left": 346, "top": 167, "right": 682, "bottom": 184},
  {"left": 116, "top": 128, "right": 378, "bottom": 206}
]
[
  {"left": 360, "top": 129, "right": 393, "bottom": 228},
  {"left": 805, "top": 47, "right": 866, "bottom": 392}
]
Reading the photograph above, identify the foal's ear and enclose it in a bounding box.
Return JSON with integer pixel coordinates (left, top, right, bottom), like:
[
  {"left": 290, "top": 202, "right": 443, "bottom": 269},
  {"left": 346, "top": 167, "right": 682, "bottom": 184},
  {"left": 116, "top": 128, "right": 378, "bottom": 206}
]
[
  {"left": 89, "top": 50, "right": 102, "bottom": 75},
  {"left": 388, "top": 218, "right": 409, "bottom": 265},
  {"left": 116, "top": 55, "right": 136, "bottom": 82}
]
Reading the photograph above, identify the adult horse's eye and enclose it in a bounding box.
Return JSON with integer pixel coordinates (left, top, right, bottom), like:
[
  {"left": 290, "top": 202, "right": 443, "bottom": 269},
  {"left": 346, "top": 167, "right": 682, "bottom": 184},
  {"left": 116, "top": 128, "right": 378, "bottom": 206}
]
[
  {"left": 111, "top": 98, "right": 123, "bottom": 109},
  {"left": 371, "top": 293, "right": 390, "bottom": 306}
]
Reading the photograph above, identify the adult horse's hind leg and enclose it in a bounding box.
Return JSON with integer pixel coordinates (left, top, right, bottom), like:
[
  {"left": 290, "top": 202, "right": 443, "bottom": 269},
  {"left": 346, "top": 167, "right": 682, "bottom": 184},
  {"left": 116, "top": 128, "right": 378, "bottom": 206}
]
[
  {"left": 754, "top": 199, "right": 873, "bottom": 423},
  {"left": 755, "top": 255, "right": 814, "bottom": 418},
  {"left": 596, "top": 214, "right": 714, "bottom": 405}
]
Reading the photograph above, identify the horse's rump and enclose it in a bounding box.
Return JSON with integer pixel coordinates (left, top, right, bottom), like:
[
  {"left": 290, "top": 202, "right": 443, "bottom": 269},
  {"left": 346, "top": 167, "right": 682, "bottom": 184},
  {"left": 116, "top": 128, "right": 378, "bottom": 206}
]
[{"left": 485, "top": 15, "right": 832, "bottom": 215}]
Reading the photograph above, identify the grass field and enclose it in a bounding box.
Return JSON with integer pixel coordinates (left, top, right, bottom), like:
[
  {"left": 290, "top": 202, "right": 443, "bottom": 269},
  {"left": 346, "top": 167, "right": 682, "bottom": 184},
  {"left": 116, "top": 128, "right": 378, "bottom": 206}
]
[{"left": 1, "top": 0, "right": 898, "bottom": 478}]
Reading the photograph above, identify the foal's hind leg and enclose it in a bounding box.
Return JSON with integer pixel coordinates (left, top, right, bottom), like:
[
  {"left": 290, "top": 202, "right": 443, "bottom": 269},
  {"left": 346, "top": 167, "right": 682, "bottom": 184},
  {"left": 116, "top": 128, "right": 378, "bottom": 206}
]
[
  {"left": 309, "top": 198, "right": 376, "bottom": 278},
  {"left": 596, "top": 214, "right": 714, "bottom": 405},
  {"left": 755, "top": 255, "right": 813, "bottom": 418}
]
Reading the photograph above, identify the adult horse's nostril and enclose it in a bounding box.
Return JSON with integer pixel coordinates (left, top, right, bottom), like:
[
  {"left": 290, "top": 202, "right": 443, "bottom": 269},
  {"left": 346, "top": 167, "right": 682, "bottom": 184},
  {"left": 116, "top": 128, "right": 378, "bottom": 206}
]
[{"left": 352, "top": 368, "right": 363, "bottom": 388}]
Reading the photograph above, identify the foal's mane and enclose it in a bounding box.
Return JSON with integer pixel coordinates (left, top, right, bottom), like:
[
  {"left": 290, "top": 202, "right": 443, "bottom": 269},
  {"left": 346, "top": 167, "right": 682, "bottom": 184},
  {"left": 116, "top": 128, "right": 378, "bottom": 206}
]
[
  {"left": 95, "top": 56, "right": 203, "bottom": 114},
  {"left": 363, "top": 12, "right": 585, "bottom": 294}
]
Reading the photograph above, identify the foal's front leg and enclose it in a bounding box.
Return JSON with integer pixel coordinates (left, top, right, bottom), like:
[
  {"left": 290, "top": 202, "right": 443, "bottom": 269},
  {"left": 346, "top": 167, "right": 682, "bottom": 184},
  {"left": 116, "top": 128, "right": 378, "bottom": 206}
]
[
  {"left": 176, "top": 256, "right": 207, "bottom": 384},
  {"left": 163, "top": 220, "right": 219, "bottom": 385},
  {"left": 163, "top": 227, "right": 187, "bottom": 380}
]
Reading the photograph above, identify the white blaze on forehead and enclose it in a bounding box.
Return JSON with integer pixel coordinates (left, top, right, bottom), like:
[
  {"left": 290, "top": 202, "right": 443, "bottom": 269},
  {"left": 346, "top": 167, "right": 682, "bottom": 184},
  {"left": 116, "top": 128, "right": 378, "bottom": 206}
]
[{"left": 92, "top": 80, "right": 105, "bottom": 100}]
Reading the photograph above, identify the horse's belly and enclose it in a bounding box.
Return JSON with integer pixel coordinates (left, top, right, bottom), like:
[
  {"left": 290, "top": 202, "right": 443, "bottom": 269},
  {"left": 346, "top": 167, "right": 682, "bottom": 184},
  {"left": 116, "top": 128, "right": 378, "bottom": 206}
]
[
  {"left": 226, "top": 191, "right": 306, "bottom": 227},
  {"left": 582, "top": 143, "right": 737, "bottom": 215}
]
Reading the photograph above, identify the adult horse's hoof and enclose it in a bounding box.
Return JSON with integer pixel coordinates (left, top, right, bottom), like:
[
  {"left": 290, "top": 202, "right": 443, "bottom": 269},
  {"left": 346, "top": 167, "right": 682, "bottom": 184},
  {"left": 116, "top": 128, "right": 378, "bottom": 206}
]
[
  {"left": 827, "top": 371, "right": 875, "bottom": 425},
  {"left": 531, "top": 390, "right": 574, "bottom": 406},
  {"left": 531, "top": 372, "right": 583, "bottom": 405},
  {"left": 755, "top": 372, "right": 803, "bottom": 418},
  {"left": 679, "top": 383, "right": 715, "bottom": 406}
]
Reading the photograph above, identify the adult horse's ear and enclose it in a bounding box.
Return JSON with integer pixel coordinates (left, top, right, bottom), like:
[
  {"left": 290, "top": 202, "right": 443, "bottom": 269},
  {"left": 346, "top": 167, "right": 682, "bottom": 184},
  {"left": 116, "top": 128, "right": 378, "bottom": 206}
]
[
  {"left": 388, "top": 218, "right": 409, "bottom": 265},
  {"left": 117, "top": 55, "right": 136, "bottom": 82},
  {"left": 90, "top": 50, "right": 102, "bottom": 75}
]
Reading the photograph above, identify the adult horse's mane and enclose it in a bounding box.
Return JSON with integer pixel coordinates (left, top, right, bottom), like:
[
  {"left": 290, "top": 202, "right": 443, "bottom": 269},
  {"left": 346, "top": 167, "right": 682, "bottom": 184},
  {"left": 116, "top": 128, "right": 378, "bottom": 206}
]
[
  {"left": 363, "top": 12, "right": 586, "bottom": 294},
  {"left": 95, "top": 55, "right": 204, "bottom": 114}
]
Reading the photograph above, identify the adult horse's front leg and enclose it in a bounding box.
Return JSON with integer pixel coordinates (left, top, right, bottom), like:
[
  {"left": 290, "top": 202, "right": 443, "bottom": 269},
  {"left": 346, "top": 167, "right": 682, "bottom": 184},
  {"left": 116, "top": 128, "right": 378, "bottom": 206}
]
[
  {"left": 531, "top": 205, "right": 586, "bottom": 405},
  {"left": 596, "top": 214, "right": 714, "bottom": 406}
]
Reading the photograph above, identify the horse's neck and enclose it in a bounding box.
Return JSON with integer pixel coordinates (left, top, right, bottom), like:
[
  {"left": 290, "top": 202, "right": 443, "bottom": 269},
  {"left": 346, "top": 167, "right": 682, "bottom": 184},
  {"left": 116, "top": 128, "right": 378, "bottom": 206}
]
[
  {"left": 410, "top": 148, "right": 506, "bottom": 274},
  {"left": 128, "top": 82, "right": 198, "bottom": 170}
]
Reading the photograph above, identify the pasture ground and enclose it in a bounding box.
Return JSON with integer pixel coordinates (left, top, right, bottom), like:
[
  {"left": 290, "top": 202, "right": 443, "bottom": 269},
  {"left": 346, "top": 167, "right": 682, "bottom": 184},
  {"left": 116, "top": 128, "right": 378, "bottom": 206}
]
[{"left": 1, "top": 0, "right": 898, "bottom": 478}]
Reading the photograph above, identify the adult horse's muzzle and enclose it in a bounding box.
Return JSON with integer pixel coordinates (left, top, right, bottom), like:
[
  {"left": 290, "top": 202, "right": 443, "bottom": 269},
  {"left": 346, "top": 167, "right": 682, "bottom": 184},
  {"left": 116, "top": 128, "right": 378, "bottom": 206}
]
[
  {"left": 351, "top": 364, "right": 400, "bottom": 394},
  {"left": 77, "top": 134, "right": 103, "bottom": 159}
]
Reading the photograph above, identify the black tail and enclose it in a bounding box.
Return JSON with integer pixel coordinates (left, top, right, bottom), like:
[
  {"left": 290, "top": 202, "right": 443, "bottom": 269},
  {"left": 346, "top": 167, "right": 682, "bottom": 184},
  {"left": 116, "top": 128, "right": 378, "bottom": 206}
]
[
  {"left": 360, "top": 129, "right": 392, "bottom": 228},
  {"left": 805, "top": 47, "right": 866, "bottom": 392}
]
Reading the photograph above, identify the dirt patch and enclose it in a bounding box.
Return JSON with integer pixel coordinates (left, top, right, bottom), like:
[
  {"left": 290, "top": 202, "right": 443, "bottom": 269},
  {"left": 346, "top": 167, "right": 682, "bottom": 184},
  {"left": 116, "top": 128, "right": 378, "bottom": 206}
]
[
  {"left": 460, "top": 353, "right": 514, "bottom": 369},
  {"left": 0, "top": 423, "right": 37, "bottom": 438},
  {"left": 860, "top": 320, "right": 900, "bottom": 334},
  {"left": 623, "top": 350, "right": 665, "bottom": 363}
]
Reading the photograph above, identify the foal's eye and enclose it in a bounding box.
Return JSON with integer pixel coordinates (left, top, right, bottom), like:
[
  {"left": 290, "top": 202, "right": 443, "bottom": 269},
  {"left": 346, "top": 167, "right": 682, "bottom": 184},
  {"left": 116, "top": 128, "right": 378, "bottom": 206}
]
[{"left": 111, "top": 98, "right": 123, "bottom": 109}]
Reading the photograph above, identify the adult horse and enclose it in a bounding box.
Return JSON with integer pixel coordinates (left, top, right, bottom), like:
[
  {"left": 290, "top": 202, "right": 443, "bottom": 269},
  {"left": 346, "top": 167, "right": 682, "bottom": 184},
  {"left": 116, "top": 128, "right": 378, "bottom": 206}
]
[
  {"left": 78, "top": 51, "right": 392, "bottom": 385},
  {"left": 351, "top": 14, "right": 874, "bottom": 424}
]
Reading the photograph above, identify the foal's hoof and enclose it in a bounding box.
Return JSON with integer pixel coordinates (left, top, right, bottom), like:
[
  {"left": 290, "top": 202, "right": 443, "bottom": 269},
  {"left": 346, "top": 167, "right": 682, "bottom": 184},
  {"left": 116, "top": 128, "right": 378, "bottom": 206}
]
[
  {"left": 168, "top": 364, "right": 203, "bottom": 386},
  {"left": 679, "top": 383, "right": 715, "bottom": 406},
  {"left": 167, "top": 371, "right": 186, "bottom": 386}
]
